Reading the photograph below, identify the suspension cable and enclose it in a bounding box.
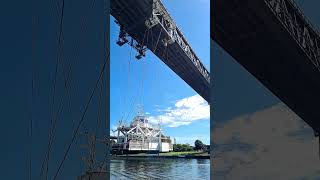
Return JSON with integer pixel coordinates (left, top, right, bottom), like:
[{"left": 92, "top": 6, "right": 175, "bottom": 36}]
[
  {"left": 40, "top": 0, "right": 98, "bottom": 178},
  {"left": 40, "top": 0, "right": 65, "bottom": 179},
  {"left": 52, "top": 59, "right": 107, "bottom": 180},
  {"left": 122, "top": 28, "right": 149, "bottom": 122},
  {"left": 153, "top": 28, "right": 163, "bottom": 52}
]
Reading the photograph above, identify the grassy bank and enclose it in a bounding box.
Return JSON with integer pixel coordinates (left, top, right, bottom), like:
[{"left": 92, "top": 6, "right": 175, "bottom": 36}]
[
  {"left": 111, "top": 151, "right": 209, "bottom": 159},
  {"left": 159, "top": 151, "right": 208, "bottom": 156}
]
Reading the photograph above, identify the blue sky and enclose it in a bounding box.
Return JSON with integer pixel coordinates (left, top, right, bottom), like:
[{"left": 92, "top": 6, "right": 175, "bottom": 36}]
[{"left": 110, "top": 0, "right": 210, "bottom": 145}]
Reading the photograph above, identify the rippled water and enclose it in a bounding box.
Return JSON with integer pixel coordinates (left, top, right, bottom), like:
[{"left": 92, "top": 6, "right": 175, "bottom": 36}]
[{"left": 110, "top": 158, "right": 210, "bottom": 180}]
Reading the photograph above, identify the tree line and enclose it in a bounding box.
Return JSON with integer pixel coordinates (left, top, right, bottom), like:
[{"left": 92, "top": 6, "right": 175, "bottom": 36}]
[{"left": 173, "top": 139, "right": 209, "bottom": 152}]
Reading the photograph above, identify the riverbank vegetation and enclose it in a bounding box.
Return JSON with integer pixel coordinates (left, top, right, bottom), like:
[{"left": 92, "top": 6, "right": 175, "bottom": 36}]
[
  {"left": 159, "top": 151, "right": 208, "bottom": 156},
  {"left": 172, "top": 139, "right": 209, "bottom": 153}
]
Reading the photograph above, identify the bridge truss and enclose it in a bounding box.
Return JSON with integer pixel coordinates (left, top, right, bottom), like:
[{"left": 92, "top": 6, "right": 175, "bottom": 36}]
[
  {"left": 111, "top": 0, "right": 210, "bottom": 102},
  {"left": 213, "top": 0, "right": 320, "bottom": 136}
]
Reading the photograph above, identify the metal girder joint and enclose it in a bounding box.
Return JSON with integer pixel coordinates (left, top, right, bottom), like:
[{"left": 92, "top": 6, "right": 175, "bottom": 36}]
[
  {"left": 145, "top": 0, "right": 176, "bottom": 47},
  {"left": 144, "top": 0, "right": 210, "bottom": 83},
  {"left": 145, "top": 0, "right": 161, "bottom": 29},
  {"left": 146, "top": 0, "right": 210, "bottom": 83}
]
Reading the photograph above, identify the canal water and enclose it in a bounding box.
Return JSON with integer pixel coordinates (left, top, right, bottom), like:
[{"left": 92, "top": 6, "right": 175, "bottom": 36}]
[{"left": 110, "top": 158, "right": 210, "bottom": 179}]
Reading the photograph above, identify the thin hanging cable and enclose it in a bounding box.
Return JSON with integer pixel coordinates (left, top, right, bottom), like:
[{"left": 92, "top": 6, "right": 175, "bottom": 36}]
[
  {"left": 41, "top": 57, "right": 74, "bottom": 180},
  {"left": 52, "top": 59, "right": 107, "bottom": 180},
  {"left": 119, "top": 39, "right": 138, "bottom": 124},
  {"left": 122, "top": 29, "right": 149, "bottom": 122},
  {"left": 41, "top": 34, "right": 68, "bottom": 180},
  {"left": 140, "top": 57, "right": 145, "bottom": 106},
  {"left": 123, "top": 62, "right": 144, "bottom": 121},
  {"left": 119, "top": 44, "right": 133, "bottom": 125},
  {"left": 40, "top": 0, "right": 97, "bottom": 177},
  {"left": 95, "top": 73, "right": 104, "bottom": 134},
  {"left": 147, "top": 29, "right": 167, "bottom": 110},
  {"left": 141, "top": 29, "right": 148, "bottom": 47},
  {"left": 95, "top": 32, "right": 107, "bottom": 133},
  {"left": 125, "top": 45, "right": 133, "bottom": 125},
  {"left": 150, "top": 26, "right": 154, "bottom": 49},
  {"left": 29, "top": 80, "right": 34, "bottom": 180},
  {"left": 39, "top": 0, "right": 65, "bottom": 179},
  {"left": 153, "top": 28, "right": 163, "bottom": 52},
  {"left": 162, "top": 41, "right": 168, "bottom": 58},
  {"left": 50, "top": 0, "right": 65, "bottom": 124},
  {"left": 30, "top": 0, "right": 39, "bottom": 178}
]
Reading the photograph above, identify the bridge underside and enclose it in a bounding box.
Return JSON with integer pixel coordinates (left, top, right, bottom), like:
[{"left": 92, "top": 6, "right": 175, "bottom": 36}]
[
  {"left": 111, "top": 0, "right": 210, "bottom": 102},
  {"left": 213, "top": 0, "right": 320, "bottom": 132}
]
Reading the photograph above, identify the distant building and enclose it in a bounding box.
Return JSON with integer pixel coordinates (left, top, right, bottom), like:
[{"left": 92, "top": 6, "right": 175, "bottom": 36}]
[
  {"left": 171, "top": 137, "right": 176, "bottom": 145},
  {"left": 112, "top": 114, "right": 173, "bottom": 153}
]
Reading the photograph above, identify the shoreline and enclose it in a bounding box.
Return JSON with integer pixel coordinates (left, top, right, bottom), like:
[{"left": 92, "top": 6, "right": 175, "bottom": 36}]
[{"left": 110, "top": 154, "right": 210, "bottom": 159}]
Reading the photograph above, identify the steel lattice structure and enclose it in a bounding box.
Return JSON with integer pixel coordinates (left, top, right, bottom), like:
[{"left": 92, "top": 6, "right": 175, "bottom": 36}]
[
  {"left": 111, "top": 0, "right": 210, "bottom": 102},
  {"left": 265, "top": 0, "right": 320, "bottom": 70},
  {"left": 112, "top": 115, "right": 173, "bottom": 153},
  {"left": 213, "top": 0, "right": 320, "bottom": 134}
]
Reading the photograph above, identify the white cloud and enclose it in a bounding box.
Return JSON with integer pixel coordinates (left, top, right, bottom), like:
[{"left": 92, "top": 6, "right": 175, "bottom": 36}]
[
  {"left": 148, "top": 94, "right": 210, "bottom": 128},
  {"left": 213, "top": 103, "right": 320, "bottom": 179}
]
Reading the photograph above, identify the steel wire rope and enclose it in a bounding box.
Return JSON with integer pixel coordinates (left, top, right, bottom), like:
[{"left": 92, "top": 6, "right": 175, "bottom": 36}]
[
  {"left": 123, "top": 29, "right": 149, "bottom": 122},
  {"left": 40, "top": 0, "right": 97, "bottom": 178},
  {"left": 30, "top": 0, "right": 40, "bottom": 178},
  {"left": 148, "top": 28, "right": 167, "bottom": 122},
  {"left": 95, "top": 72, "right": 104, "bottom": 134},
  {"left": 134, "top": 26, "right": 155, "bottom": 110},
  {"left": 136, "top": 28, "right": 150, "bottom": 110},
  {"left": 153, "top": 28, "right": 163, "bottom": 53},
  {"left": 40, "top": 0, "right": 65, "bottom": 178},
  {"left": 140, "top": 55, "right": 145, "bottom": 109},
  {"left": 118, "top": 44, "right": 133, "bottom": 127},
  {"left": 137, "top": 28, "right": 150, "bottom": 111},
  {"left": 41, "top": 21, "right": 78, "bottom": 180},
  {"left": 41, "top": 50, "right": 73, "bottom": 180},
  {"left": 117, "top": 42, "right": 132, "bottom": 126},
  {"left": 66, "top": 0, "right": 97, "bottom": 131},
  {"left": 116, "top": 29, "right": 142, "bottom": 127},
  {"left": 138, "top": 27, "right": 154, "bottom": 112},
  {"left": 29, "top": 80, "right": 34, "bottom": 180},
  {"left": 45, "top": 0, "right": 95, "bottom": 177},
  {"left": 93, "top": 49, "right": 106, "bottom": 139},
  {"left": 78, "top": 6, "right": 110, "bottom": 175},
  {"left": 47, "top": 0, "right": 64, "bottom": 145},
  {"left": 141, "top": 29, "right": 167, "bottom": 121},
  {"left": 52, "top": 57, "right": 107, "bottom": 180},
  {"left": 41, "top": 56, "right": 74, "bottom": 180}
]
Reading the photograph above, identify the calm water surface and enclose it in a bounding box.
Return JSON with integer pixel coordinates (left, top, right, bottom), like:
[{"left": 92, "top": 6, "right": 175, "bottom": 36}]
[{"left": 110, "top": 158, "right": 210, "bottom": 180}]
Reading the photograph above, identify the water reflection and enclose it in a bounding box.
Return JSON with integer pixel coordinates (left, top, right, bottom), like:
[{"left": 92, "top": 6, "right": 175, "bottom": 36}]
[{"left": 110, "top": 158, "right": 210, "bottom": 179}]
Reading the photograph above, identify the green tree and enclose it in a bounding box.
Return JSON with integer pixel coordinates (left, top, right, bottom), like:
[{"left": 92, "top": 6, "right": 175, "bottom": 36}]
[
  {"left": 194, "top": 140, "right": 204, "bottom": 151},
  {"left": 173, "top": 143, "right": 193, "bottom": 152}
]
